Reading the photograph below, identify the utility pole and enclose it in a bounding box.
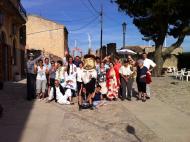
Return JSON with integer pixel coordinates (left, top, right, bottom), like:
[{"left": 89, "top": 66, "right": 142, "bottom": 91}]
[{"left": 100, "top": 4, "right": 103, "bottom": 60}]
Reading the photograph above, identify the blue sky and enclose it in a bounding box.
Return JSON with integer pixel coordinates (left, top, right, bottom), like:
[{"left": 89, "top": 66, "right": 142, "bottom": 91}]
[{"left": 22, "top": 0, "right": 190, "bottom": 53}]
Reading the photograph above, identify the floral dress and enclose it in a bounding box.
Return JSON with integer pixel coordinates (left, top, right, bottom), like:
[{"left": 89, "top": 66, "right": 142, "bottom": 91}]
[{"left": 106, "top": 67, "right": 119, "bottom": 100}]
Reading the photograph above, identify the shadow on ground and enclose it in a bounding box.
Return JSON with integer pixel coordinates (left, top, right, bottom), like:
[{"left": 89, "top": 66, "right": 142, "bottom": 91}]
[
  {"left": 0, "top": 80, "right": 34, "bottom": 142},
  {"left": 126, "top": 125, "right": 142, "bottom": 142}
]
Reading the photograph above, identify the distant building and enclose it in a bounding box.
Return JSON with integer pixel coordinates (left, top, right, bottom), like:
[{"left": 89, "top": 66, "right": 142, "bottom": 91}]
[
  {"left": 124, "top": 46, "right": 183, "bottom": 68},
  {"left": 97, "top": 44, "right": 183, "bottom": 68},
  {"left": 97, "top": 43, "right": 117, "bottom": 59},
  {"left": 0, "top": 0, "right": 27, "bottom": 81},
  {"left": 26, "top": 15, "right": 68, "bottom": 60}
]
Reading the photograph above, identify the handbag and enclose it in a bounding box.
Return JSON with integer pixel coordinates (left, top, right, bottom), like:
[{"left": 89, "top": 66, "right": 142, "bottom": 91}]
[{"left": 146, "top": 72, "right": 152, "bottom": 84}]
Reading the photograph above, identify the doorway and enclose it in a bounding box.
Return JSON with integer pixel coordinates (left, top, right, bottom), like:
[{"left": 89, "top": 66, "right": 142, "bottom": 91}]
[{"left": 0, "top": 31, "right": 9, "bottom": 81}]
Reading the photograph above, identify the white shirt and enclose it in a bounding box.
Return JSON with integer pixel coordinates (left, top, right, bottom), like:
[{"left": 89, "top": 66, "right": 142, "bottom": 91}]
[
  {"left": 48, "top": 86, "right": 72, "bottom": 105},
  {"left": 48, "top": 86, "right": 64, "bottom": 101},
  {"left": 82, "top": 69, "right": 97, "bottom": 84},
  {"left": 44, "top": 63, "right": 51, "bottom": 71},
  {"left": 68, "top": 64, "right": 77, "bottom": 76},
  {"left": 76, "top": 67, "right": 83, "bottom": 82},
  {"left": 119, "top": 66, "right": 133, "bottom": 76},
  {"left": 143, "top": 58, "right": 156, "bottom": 70},
  {"left": 63, "top": 74, "right": 77, "bottom": 91},
  {"left": 55, "top": 66, "right": 65, "bottom": 81},
  {"left": 36, "top": 66, "right": 46, "bottom": 80}
]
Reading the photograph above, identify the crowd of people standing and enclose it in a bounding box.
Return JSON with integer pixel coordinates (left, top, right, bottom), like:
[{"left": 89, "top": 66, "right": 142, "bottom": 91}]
[{"left": 26, "top": 52, "right": 156, "bottom": 110}]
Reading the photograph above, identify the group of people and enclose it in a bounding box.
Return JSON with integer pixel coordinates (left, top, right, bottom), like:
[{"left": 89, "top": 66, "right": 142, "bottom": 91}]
[{"left": 26, "top": 52, "right": 156, "bottom": 110}]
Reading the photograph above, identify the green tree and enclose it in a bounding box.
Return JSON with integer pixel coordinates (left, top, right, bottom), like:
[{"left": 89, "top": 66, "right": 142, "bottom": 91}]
[{"left": 113, "top": 0, "right": 190, "bottom": 76}]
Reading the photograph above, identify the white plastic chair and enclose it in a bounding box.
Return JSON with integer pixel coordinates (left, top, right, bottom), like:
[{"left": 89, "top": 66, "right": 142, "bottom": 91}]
[
  {"left": 176, "top": 70, "right": 185, "bottom": 80},
  {"left": 185, "top": 71, "right": 190, "bottom": 82},
  {"left": 179, "top": 70, "right": 186, "bottom": 81},
  {"left": 175, "top": 70, "right": 181, "bottom": 79}
]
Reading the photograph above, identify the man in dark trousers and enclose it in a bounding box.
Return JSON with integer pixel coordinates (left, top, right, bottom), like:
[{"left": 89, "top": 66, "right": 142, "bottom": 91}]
[{"left": 26, "top": 53, "right": 43, "bottom": 100}]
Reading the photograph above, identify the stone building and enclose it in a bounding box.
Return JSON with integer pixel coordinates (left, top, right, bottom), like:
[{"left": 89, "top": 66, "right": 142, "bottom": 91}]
[
  {"left": 125, "top": 46, "right": 183, "bottom": 68},
  {"left": 0, "top": 0, "right": 27, "bottom": 81},
  {"left": 26, "top": 15, "right": 68, "bottom": 60},
  {"left": 97, "top": 43, "right": 117, "bottom": 59},
  {"left": 97, "top": 44, "right": 183, "bottom": 68}
]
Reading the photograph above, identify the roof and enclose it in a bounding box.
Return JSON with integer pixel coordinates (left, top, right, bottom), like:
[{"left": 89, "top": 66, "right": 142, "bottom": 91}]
[
  {"left": 122, "top": 46, "right": 145, "bottom": 53},
  {"left": 123, "top": 45, "right": 183, "bottom": 55}
]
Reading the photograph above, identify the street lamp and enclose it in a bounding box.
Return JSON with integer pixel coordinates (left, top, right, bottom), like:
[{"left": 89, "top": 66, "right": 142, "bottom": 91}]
[{"left": 122, "top": 22, "right": 127, "bottom": 49}]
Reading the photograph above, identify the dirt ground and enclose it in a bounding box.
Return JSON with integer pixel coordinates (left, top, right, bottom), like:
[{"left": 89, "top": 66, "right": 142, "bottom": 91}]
[{"left": 0, "top": 76, "right": 190, "bottom": 142}]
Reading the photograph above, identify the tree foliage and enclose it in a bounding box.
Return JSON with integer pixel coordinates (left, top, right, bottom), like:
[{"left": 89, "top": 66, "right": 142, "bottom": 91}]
[
  {"left": 113, "top": 0, "right": 190, "bottom": 76},
  {"left": 114, "top": 0, "right": 190, "bottom": 52}
]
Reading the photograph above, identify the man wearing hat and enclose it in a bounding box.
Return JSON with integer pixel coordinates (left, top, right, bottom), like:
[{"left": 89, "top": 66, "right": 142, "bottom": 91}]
[{"left": 26, "top": 52, "right": 43, "bottom": 100}]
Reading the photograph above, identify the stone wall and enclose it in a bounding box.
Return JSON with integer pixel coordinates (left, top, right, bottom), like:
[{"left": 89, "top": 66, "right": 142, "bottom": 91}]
[
  {"left": 26, "top": 15, "right": 68, "bottom": 59},
  {"left": 0, "top": 0, "right": 26, "bottom": 81}
]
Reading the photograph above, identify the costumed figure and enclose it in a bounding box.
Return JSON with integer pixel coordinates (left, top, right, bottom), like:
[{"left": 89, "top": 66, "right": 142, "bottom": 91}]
[{"left": 79, "top": 54, "right": 97, "bottom": 110}]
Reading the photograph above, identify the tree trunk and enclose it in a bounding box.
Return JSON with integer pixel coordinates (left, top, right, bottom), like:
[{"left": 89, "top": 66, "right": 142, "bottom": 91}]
[{"left": 153, "top": 44, "right": 164, "bottom": 77}]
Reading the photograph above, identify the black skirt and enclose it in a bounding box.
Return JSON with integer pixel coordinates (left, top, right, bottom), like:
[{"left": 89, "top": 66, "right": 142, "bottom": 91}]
[{"left": 84, "top": 78, "right": 96, "bottom": 94}]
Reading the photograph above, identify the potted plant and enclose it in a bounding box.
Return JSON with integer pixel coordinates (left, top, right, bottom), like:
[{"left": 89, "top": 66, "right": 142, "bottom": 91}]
[{"left": 14, "top": 72, "right": 21, "bottom": 82}]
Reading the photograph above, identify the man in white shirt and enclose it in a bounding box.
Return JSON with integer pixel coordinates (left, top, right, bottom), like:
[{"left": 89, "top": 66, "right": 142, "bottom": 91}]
[
  {"left": 119, "top": 60, "right": 133, "bottom": 101},
  {"left": 48, "top": 80, "right": 74, "bottom": 105},
  {"left": 142, "top": 53, "right": 156, "bottom": 98}
]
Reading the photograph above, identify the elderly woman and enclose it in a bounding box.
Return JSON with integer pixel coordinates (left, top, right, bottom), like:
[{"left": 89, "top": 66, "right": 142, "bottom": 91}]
[{"left": 136, "top": 59, "right": 148, "bottom": 102}]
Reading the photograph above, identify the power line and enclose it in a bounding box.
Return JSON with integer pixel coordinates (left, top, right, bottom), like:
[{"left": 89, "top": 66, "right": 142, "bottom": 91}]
[
  {"left": 27, "top": 28, "right": 64, "bottom": 35},
  {"left": 79, "top": 0, "right": 98, "bottom": 16},
  {"left": 87, "top": 0, "right": 100, "bottom": 14},
  {"left": 70, "top": 15, "right": 99, "bottom": 31},
  {"left": 52, "top": 16, "right": 97, "bottom": 23},
  {"left": 27, "top": 16, "right": 99, "bottom": 35}
]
